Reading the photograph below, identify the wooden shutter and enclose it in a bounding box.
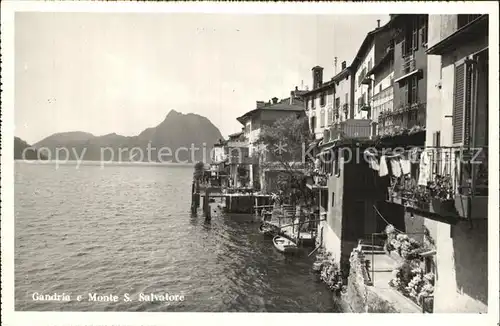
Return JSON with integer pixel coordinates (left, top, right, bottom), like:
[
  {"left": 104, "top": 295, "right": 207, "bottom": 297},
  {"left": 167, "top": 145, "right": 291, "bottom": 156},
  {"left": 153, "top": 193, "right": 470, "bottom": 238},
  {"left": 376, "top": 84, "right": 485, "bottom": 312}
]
[
  {"left": 452, "top": 63, "right": 465, "bottom": 144},
  {"left": 452, "top": 62, "right": 472, "bottom": 145}
]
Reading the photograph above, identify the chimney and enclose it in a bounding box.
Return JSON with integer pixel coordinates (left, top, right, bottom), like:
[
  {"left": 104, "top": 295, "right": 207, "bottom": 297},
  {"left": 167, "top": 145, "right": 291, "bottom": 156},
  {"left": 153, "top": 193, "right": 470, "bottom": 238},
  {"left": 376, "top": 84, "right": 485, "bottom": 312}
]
[
  {"left": 312, "top": 66, "right": 324, "bottom": 89},
  {"left": 334, "top": 57, "right": 338, "bottom": 75},
  {"left": 256, "top": 101, "right": 265, "bottom": 109},
  {"left": 272, "top": 97, "right": 278, "bottom": 104},
  {"left": 295, "top": 86, "right": 298, "bottom": 91},
  {"left": 342, "top": 61, "right": 347, "bottom": 70},
  {"left": 377, "top": 19, "right": 380, "bottom": 28}
]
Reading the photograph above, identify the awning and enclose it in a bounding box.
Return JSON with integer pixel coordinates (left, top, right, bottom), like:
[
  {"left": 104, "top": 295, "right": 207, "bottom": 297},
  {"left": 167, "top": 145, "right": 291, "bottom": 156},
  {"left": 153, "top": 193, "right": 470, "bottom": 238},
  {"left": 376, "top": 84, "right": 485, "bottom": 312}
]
[{"left": 394, "top": 69, "right": 421, "bottom": 83}]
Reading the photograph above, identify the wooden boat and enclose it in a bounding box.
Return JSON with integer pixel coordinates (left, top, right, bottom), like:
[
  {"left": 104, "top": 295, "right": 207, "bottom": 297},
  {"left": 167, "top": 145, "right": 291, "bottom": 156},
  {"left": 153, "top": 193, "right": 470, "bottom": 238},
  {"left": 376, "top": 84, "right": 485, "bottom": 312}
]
[{"left": 273, "top": 235, "right": 299, "bottom": 254}]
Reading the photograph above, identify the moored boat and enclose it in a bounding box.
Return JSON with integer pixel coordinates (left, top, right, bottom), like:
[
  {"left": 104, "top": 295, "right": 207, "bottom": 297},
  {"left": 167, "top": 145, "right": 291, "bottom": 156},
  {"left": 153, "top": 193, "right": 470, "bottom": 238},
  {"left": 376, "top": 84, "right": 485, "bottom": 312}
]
[
  {"left": 258, "top": 223, "right": 276, "bottom": 236},
  {"left": 273, "top": 235, "right": 299, "bottom": 254}
]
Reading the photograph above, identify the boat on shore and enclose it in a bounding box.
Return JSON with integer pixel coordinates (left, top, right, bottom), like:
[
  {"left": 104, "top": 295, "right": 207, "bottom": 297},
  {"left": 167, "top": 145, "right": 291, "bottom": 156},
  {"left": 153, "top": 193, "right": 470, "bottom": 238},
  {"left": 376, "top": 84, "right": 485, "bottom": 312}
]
[{"left": 273, "top": 235, "right": 299, "bottom": 254}]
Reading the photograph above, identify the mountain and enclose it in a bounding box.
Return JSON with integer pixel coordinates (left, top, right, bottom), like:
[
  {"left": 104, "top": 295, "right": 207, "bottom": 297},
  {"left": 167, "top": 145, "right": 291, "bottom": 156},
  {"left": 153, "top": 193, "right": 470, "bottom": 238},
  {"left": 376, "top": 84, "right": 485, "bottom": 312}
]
[
  {"left": 33, "top": 110, "right": 224, "bottom": 163},
  {"left": 14, "top": 137, "right": 48, "bottom": 160}
]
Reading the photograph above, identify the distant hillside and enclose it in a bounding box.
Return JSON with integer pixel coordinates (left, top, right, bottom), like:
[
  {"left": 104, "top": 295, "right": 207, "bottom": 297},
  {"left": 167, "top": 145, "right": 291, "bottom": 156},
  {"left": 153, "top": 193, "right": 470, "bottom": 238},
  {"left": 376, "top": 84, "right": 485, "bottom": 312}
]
[
  {"left": 33, "top": 110, "right": 224, "bottom": 163},
  {"left": 14, "top": 137, "right": 48, "bottom": 160}
]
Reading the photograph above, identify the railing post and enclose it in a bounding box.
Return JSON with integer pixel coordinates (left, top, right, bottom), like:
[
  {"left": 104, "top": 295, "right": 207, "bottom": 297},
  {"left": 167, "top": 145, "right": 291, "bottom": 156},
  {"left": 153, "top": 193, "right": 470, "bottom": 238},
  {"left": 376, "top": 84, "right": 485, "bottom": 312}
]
[{"left": 371, "top": 233, "right": 375, "bottom": 285}]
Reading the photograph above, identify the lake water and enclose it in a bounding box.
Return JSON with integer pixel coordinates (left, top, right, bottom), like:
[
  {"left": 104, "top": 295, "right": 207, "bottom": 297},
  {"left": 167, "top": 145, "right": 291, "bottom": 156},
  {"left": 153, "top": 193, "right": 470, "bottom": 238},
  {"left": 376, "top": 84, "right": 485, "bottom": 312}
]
[{"left": 14, "top": 162, "right": 338, "bottom": 312}]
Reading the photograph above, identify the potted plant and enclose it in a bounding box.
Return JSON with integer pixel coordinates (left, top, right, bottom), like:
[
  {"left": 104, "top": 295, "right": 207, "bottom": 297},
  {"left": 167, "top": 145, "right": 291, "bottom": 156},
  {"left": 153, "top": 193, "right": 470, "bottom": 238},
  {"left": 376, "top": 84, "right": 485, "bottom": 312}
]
[{"left": 427, "top": 175, "right": 457, "bottom": 216}]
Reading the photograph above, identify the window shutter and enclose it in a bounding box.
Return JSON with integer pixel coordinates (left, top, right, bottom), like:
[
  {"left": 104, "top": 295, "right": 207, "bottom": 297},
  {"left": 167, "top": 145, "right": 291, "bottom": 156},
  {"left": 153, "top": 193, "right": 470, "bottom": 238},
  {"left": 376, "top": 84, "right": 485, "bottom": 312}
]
[
  {"left": 463, "top": 63, "right": 473, "bottom": 146},
  {"left": 452, "top": 63, "right": 465, "bottom": 144},
  {"left": 453, "top": 62, "right": 473, "bottom": 145}
]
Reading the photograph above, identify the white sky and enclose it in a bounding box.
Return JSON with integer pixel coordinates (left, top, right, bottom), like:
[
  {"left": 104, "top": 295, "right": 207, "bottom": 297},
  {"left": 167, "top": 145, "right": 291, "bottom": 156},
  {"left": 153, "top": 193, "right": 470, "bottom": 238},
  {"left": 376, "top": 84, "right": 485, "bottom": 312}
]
[{"left": 15, "top": 12, "right": 389, "bottom": 144}]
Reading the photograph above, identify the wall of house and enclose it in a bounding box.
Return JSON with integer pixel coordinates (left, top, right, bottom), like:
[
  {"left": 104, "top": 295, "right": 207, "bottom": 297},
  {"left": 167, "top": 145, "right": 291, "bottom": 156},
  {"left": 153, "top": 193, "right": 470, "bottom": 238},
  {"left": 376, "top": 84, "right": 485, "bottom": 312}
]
[
  {"left": 392, "top": 15, "right": 428, "bottom": 126},
  {"left": 425, "top": 16, "right": 444, "bottom": 147},
  {"left": 425, "top": 14, "right": 488, "bottom": 313},
  {"left": 372, "top": 64, "right": 394, "bottom": 135},
  {"left": 212, "top": 146, "right": 226, "bottom": 163},
  {"left": 244, "top": 109, "right": 304, "bottom": 156},
  {"left": 307, "top": 86, "right": 335, "bottom": 139},
  {"left": 354, "top": 44, "right": 375, "bottom": 120},
  {"left": 334, "top": 74, "right": 352, "bottom": 122},
  {"left": 433, "top": 220, "right": 488, "bottom": 312},
  {"left": 323, "top": 166, "right": 345, "bottom": 265},
  {"left": 374, "top": 31, "right": 394, "bottom": 64}
]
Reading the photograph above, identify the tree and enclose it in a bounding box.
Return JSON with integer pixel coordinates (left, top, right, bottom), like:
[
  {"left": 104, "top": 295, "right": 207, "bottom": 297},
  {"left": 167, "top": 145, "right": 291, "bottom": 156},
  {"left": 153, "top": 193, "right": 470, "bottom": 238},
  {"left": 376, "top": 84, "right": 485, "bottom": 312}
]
[
  {"left": 193, "top": 161, "right": 205, "bottom": 181},
  {"left": 256, "top": 115, "right": 314, "bottom": 208}
]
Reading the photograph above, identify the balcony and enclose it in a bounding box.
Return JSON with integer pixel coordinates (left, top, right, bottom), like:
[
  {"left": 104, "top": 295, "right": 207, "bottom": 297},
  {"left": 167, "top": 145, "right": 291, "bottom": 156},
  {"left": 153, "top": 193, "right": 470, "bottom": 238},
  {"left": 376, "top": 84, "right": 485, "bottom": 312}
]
[
  {"left": 402, "top": 54, "right": 416, "bottom": 74},
  {"left": 377, "top": 103, "right": 426, "bottom": 139},
  {"left": 387, "top": 146, "right": 488, "bottom": 222}
]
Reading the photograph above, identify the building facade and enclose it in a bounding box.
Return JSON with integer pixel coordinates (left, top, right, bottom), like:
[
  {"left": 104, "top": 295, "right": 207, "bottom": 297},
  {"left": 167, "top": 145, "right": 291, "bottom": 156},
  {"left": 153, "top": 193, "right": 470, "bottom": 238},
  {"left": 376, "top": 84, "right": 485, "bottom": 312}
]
[
  {"left": 304, "top": 66, "right": 336, "bottom": 139},
  {"left": 352, "top": 20, "right": 393, "bottom": 121},
  {"left": 331, "top": 61, "right": 353, "bottom": 125},
  {"left": 390, "top": 14, "right": 429, "bottom": 136},
  {"left": 236, "top": 91, "right": 306, "bottom": 190},
  {"left": 424, "top": 13, "right": 488, "bottom": 313},
  {"left": 367, "top": 45, "right": 395, "bottom": 137}
]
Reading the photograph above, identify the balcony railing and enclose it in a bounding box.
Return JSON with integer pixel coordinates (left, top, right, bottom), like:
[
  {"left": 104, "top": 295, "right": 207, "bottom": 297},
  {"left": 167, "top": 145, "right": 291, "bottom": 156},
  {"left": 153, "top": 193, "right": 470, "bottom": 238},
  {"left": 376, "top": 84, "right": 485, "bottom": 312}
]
[
  {"left": 402, "top": 54, "right": 416, "bottom": 74},
  {"left": 377, "top": 103, "right": 426, "bottom": 137},
  {"left": 387, "top": 146, "right": 488, "bottom": 220},
  {"left": 372, "top": 87, "right": 393, "bottom": 103}
]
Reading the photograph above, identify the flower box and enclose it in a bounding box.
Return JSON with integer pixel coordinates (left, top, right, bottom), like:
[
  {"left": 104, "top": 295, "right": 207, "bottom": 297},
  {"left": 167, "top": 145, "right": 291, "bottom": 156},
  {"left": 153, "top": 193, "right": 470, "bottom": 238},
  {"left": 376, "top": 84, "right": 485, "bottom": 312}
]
[{"left": 430, "top": 198, "right": 456, "bottom": 216}]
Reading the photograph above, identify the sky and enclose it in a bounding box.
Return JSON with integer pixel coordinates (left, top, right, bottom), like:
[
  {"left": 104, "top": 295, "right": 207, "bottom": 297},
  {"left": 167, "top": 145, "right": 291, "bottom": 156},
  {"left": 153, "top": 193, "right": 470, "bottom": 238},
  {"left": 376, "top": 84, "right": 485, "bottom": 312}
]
[{"left": 15, "top": 12, "right": 389, "bottom": 144}]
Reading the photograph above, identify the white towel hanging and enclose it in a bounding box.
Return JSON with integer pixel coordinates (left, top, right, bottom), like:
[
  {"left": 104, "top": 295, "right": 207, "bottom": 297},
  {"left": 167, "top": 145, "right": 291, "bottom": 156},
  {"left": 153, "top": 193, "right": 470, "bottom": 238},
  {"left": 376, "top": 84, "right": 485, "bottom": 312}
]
[{"left": 379, "top": 156, "right": 389, "bottom": 177}]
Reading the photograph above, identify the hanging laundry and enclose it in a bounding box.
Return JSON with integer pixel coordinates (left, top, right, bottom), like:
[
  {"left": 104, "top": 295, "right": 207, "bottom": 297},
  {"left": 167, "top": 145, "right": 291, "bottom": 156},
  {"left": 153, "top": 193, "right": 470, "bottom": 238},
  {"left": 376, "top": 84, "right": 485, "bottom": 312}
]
[
  {"left": 370, "top": 156, "right": 380, "bottom": 171},
  {"left": 418, "top": 149, "right": 431, "bottom": 186},
  {"left": 390, "top": 158, "right": 402, "bottom": 178},
  {"left": 400, "top": 153, "right": 411, "bottom": 175},
  {"left": 379, "top": 155, "right": 389, "bottom": 177},
  {"left": 409, "top": 147, "right": 421, "bottom": 164},
  {"left": 364, "top": 149, "right": 379, "bottom": 171}
]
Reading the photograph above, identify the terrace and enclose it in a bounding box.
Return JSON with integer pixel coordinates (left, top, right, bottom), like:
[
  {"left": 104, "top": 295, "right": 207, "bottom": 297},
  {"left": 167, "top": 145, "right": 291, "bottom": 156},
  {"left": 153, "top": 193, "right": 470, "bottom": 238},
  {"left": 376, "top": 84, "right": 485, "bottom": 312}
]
[{"left": 386, "top": 146, "right": 488, "bottom": 222}]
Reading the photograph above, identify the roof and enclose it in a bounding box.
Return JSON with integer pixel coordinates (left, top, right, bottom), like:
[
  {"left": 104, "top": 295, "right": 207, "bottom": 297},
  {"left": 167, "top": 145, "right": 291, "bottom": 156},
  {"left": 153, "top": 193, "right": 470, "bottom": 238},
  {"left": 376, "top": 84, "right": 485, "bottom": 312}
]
[
  {"left": 228, "top": 131, "right": 243, "bottom": 138},
  {"left": 301, "top": 79, "right": 336, "bottom": 96},
  {"left": 331, "top": 66, "right": 351, "bottom": 83},
  {"left": 351, "top": 21, "right": 391, "bottom": 71},
  {"left": 427, "top": 15, "right": 488, "bottom": 55},
  {"left": 236, "top": 99, "right": 304, "bottom": 124}
]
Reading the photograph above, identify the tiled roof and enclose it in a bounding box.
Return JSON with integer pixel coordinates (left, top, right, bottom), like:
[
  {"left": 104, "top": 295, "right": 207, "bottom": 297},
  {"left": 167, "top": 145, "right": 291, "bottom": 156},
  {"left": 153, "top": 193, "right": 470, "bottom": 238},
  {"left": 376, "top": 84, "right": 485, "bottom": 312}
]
[{"left": 236, "top": 99, "right": 304, "bottom": 124}]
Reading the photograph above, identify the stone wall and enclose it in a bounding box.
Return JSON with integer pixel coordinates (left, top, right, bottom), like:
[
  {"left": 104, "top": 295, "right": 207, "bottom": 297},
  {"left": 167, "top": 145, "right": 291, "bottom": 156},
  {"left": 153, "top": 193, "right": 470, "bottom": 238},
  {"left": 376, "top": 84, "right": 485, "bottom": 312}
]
[{"left": 346, "top": 250, "right": 399, "bottom": 313}]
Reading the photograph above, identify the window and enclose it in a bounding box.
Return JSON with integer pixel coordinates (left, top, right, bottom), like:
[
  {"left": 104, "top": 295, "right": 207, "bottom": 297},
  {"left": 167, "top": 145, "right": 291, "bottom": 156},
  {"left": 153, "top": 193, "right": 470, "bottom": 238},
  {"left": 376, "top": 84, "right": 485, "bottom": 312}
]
[
  {"left": 320, "top": 110, "right": 325, "bottom": 128},
  {"left": 457, "top": 14, "right": 482, "bottom": 29},
  {"left": 334, "top": 149, "right": 340, "bottom": 176},
  {"left": 331, "top": 192, "right": 335, "bottom": 207},
  {"left": 402, "top": 83, "right": 409, "bottom": 106},
  {"left": 410, "top": 75, "right": 418, "bottom": 104},
  {"left": 379, "top": 84, "right": 382, "bottom": 93},
  {"left": 412, "top": 17, "right": 419, "bottom": 51},
  {"left": 328, "top": 109, "right": 333, "bottom": 124},
  {"left": 335, "top": 97, "right": 341, "bottom": 110},
  {"left": 327, "top": 90, "right": 333, "bottom": 104},
  {"left": 432, "top": 131, "right": 441, "bottom": 174},
  {"left": 344, "top": 93, "right": 348, "bottom": 107},
  {"left": 311, "top": 96, "right": 316, "bottom": 109},
  {"left": 320, "top": 92, "right": 326, "bottom": 106},
  {"left": 310, "top": 116, "right": 316, "bottom": 132},
  {"left": 421, "top": 15, "right": 428, "bottom": 45}
]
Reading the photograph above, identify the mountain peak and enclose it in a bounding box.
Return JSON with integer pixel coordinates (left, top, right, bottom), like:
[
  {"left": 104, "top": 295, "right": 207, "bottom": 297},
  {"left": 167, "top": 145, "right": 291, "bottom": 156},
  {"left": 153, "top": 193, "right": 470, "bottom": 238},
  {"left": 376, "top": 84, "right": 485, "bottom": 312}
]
[{"left": 165, "top": 109, "right": 181, "bottom": 119}]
